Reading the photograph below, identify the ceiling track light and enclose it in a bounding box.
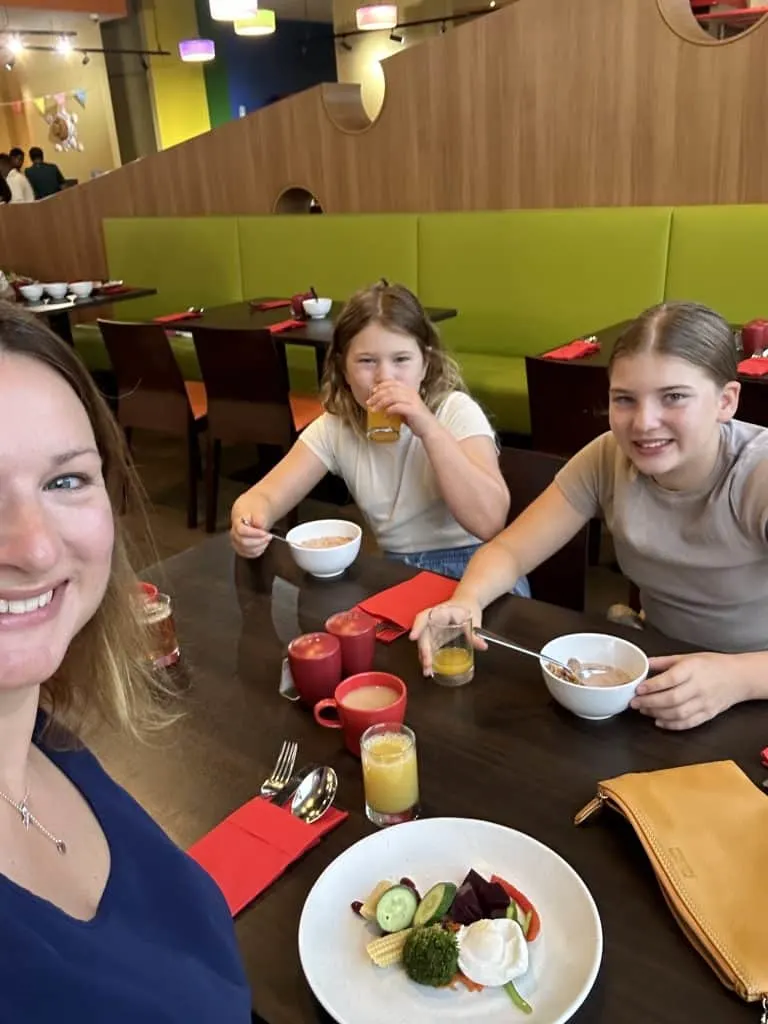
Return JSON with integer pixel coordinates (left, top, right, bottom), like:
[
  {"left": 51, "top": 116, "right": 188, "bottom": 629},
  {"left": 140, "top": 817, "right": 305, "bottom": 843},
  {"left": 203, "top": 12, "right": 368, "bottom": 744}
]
[
  {"left": 389, "top": 29, "right": 403, "bottom": 42},
  {"left": 81, "top": 51, "right": 90, "bottom": 65},
  {"left": 4, "top": 57, "right": 14, "bottom": 71}
]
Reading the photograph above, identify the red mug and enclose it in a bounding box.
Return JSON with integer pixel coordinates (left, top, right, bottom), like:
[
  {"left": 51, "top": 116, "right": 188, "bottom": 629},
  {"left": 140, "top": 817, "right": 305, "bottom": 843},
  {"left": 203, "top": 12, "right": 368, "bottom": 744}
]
[
  {"left": 742, "top": 319, "right": 768, "bottom": 358},
  {"left": 313, "top": 672, "right": 407, "bottom": 756},
  {"left": 325, "top": 608, "right": 377, "bottom": 677},
  {"left": 287, "top": 632, "right": 342, "bottom": 707}
]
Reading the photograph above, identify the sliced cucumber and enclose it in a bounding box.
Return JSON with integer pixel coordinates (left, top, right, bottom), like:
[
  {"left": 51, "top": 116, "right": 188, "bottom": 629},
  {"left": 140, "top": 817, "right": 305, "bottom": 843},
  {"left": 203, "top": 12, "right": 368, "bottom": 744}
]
[
  {"left": 413, "top": 882, "right": 458, "bottom": 927},
  {"left": 375, "top": 884, "right": 419, "bottom": 933}
]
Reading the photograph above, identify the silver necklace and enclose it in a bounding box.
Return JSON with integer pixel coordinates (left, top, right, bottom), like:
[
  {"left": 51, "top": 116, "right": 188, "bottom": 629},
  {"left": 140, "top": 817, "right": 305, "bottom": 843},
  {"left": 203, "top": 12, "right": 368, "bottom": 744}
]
[{"left": 0, "top": 788, "right": 66, "bottom": 854}]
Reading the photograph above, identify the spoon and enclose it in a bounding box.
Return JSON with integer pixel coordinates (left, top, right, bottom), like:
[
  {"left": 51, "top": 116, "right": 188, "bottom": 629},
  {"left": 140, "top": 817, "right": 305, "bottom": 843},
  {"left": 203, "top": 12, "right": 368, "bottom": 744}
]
[
  {"left": 474, "top": 627, "right": 583, "bottom": 684},
  {"left": 239, "top": 517, "right": 291, "bottom": 544},
  {"left": 290, "top": 766, "right": 338, "bottom": 824}
]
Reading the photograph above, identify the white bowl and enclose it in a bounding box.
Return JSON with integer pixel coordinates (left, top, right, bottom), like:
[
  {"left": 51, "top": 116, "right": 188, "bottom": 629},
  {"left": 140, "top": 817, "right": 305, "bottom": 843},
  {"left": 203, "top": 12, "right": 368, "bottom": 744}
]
[
  {"left": 69, "top": 281, "right": 93, "bottom": 298},
  {"left": 285, "top": 519, "right": 362, "bottom": 579},
  {"left": 44, "top": 283, "right": 68, "bottom": 300},
  {"left": 539, "top": 632, "right": 649, "bottom": 721},
  {"left": 19, "top": 284, "right": 43, "bottom": 302},
  {"left": 302, "top": 297, "right": 332, "bottom": 319}
]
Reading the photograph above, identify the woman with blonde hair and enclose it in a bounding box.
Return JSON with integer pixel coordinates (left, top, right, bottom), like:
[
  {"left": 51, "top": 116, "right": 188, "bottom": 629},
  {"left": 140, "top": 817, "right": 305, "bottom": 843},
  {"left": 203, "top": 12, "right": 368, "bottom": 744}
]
[
  {"left": 0, "top": 304, "right": 250, "bottom": 1020},
  {"left": 232, "top": 282, "right": 526, "bottom": 587}
]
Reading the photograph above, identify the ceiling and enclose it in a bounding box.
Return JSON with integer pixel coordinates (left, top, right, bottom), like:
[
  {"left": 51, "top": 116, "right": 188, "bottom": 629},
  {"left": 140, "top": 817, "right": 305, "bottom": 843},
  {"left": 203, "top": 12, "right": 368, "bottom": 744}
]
[{"left": 269, "top": 0, "right": 334, "bottom": 23}]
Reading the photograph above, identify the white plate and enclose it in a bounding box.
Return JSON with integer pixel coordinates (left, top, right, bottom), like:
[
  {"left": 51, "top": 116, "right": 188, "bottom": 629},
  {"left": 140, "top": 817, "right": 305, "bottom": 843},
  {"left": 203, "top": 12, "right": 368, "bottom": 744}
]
[{"left": 299, "top": 817, "right": 602, "bottom": 1024}]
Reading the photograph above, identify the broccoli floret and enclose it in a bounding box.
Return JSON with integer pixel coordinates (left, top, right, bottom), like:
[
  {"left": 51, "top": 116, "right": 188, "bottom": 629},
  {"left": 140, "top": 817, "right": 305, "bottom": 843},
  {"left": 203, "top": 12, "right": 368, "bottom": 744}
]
[{"left": 402, "top": 925, "right": 458, "bottom": 987}]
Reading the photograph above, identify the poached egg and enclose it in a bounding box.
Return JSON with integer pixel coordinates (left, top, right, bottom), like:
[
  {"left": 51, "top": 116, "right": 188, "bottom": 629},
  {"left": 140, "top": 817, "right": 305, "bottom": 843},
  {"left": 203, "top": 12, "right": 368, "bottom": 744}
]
[{"left": 457, "top": 917, "right": 529, "bottom": 987}]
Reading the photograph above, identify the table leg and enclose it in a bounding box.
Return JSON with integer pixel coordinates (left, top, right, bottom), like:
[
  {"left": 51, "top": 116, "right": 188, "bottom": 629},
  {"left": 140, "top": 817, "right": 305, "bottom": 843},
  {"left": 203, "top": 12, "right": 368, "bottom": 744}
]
[
  {"left": 314, "top": 344, "right": 327, "bottom": 384},
  {"left": 46, "top": 311, "right": 74, "bottom": 346}
]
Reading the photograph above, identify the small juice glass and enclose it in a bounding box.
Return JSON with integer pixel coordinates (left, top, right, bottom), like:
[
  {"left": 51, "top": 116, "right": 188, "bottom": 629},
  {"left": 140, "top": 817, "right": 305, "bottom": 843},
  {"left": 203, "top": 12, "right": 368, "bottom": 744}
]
[
  {"left": 366, "top": 392, "right": 402, "bottom": 443},
  {"left": 360, "top": 723, "right": 420, "bottom": 827},
  {"left": 143, "top": 593, "right": 180, "bottom": 668},
  {"left": 428, "top": 607, "right": 474, "bottom": 687}
]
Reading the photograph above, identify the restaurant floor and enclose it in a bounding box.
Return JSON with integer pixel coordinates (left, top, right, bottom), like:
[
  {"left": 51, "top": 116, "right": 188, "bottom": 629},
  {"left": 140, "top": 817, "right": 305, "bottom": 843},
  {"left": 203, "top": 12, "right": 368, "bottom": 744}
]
[{"left": 124, "top": 431, "right": 631, "bottom": 616}]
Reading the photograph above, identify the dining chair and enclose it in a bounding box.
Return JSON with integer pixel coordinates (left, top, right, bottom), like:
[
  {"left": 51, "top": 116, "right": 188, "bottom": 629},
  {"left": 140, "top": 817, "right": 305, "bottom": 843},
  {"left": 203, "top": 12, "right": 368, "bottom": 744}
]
[
  {"left": 97, "top": 319, "right": 207, "bottom": 529},
  {"left": 499, "top": 447, "right": 589, "bottom": 611},
  {"left": 189, "top": 327, "right": 323, "bottom": 533}
]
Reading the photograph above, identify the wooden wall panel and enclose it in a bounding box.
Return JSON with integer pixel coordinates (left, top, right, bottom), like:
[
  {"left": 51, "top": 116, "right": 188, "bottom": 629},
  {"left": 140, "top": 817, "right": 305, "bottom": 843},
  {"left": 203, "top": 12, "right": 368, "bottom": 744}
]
[{"left": 3, "top": 0, "right": 768, "bottom": 281}]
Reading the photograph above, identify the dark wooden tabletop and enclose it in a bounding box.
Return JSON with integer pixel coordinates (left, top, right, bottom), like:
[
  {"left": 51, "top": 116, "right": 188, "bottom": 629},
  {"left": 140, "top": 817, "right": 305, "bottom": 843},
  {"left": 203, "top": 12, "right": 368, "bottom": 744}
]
[
  {"left": 22, "top": 287, "right": 158, "bottom": 345},
  {"left": 185, "top": 298, "right": 458, "bottom": 344},
  {"left": 90, "top": 534, "right": 764, "bottom": 1024},
  {"left": 530, "top": 319, "right": 768, "bottom": 387}
]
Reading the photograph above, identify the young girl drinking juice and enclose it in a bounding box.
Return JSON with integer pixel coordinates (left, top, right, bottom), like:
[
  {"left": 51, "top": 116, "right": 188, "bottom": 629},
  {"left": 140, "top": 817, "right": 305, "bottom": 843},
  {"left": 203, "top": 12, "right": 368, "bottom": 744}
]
[
  {"left": 232, "top": 282, "right": 528, "bottom": 589},
  {"left": 413, "top": 302, "right": 768, "bottom": 728}
]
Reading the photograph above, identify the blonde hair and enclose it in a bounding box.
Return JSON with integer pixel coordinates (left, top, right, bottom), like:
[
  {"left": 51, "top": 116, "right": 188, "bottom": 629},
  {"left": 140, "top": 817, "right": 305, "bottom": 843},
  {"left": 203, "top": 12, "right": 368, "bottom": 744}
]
[
  {"left": 321, "top": 282, "right": 466, "bottom": 436},
  {"left": 0, "top": 302, "right": 172, "bottom": 745}
]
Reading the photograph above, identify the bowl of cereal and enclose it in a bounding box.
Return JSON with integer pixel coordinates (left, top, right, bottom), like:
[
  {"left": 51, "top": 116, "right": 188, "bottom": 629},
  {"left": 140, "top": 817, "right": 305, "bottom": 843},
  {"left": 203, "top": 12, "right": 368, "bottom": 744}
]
[
  {"left": 539, "top": 632, "right": 648, "bottom": 721},
  {"left": 285, "top": 519, "right": 362, "bottom": 579}
]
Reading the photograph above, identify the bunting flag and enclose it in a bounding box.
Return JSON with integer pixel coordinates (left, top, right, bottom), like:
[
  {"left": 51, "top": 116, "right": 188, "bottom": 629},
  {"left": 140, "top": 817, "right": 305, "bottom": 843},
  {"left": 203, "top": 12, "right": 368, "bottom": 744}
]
[{"left": 0, "top": 88, "right": 87, "bottom": 113}]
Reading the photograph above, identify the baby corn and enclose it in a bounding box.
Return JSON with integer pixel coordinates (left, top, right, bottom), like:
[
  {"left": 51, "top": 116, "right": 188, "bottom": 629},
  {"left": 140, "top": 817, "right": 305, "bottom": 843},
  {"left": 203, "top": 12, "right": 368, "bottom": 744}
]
[
  {"left": 366, "top": 928, "right": 413, "bottom": 967},
  {"left": 359, "top": 880, "right": 395, "bottom": 921}
]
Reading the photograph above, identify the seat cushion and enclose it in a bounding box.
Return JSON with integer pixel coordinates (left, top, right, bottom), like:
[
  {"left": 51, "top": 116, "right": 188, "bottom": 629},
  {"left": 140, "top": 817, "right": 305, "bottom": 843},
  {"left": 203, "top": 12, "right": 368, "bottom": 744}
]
[
  {"left": 665, "top": 205, "right": 768, "bottom": 321},
  {"left": 289, "top": 393, "right": 324, "bottom": 432},
  {"left": 184, "top": 381, "right": 208, "bottom": 420},
  {"left": 455, "top": 352, "right": 530, "bottom": 435},
  {"left": 286, "top": 344, "right": 321, "bottom": 395}
]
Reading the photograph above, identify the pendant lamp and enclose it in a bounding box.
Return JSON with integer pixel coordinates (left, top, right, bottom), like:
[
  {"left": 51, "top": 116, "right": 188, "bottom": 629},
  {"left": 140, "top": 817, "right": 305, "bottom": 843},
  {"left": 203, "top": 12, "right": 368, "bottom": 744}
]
[
  {"left": 209, "top": 0, "right": 259, "bottom": 20},
  {"left": 234, "top": 10, "right": 276, "bottom": 35},
  {"left": 355, "top": 4, "right": 397, "bottom": 30},
  {"left": 178, "top": 38, "right": 216, "bottom": 62}
]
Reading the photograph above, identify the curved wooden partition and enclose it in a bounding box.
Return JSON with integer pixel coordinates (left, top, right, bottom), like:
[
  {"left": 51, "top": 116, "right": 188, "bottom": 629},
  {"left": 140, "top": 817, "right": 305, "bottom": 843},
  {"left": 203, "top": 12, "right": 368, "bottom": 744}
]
[{"left": 5, "top": 0, "right": 768, "bottom": 280}]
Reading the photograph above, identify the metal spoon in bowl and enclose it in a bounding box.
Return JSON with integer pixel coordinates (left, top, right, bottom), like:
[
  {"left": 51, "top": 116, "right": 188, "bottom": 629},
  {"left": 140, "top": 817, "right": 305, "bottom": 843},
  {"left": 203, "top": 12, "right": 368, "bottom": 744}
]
[{"left": 474, "top": 627, "right": 584, "bottom": 684}]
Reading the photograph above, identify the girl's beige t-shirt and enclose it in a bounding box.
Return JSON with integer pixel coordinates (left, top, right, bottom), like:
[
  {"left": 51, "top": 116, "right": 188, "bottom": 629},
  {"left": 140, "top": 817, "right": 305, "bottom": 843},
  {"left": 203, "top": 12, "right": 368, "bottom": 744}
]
[
  {"left": 555, "top": 420, "right": 768, "bottom": 652},
  {"left": 299, "top": 391, "right": 495, "bottom": 554}
]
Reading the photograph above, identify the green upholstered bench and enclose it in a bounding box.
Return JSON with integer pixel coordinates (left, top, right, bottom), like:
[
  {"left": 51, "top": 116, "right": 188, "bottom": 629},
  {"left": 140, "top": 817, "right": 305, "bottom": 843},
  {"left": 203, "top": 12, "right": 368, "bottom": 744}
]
[{"left": 417, "top": 208, "right": 673, "bottom": 434}]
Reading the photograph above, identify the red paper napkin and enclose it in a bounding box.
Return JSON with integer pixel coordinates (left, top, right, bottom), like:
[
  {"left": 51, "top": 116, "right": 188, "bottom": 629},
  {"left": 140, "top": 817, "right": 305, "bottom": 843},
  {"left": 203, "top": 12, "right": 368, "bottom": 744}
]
[
  {"left": 268, "top": 319, "right": 304, "bottom": 335},
  {"left": 358, "top": 571, "right": 458, "bottom": 643},
  {"left": 154, "top": 310, "right": 203, "bottom": 324},
  {"left": 542, "top": 339, "right": 601, "bottom": 360},
  {"left": 188, "top": 796, "right": 347, "bottom": 916},
  {"left": 251, "top": 299, "right": 292, "bottom": 311},
  {"left": 738, "top": 357, "right": 768, "bottom": 377}
]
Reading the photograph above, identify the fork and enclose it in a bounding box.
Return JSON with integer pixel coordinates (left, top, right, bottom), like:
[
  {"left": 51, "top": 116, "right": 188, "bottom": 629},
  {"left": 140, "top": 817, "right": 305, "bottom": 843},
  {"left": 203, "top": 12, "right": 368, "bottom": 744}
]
[{"left": 259, "top": 740, "right": 298, "bottom": 797}]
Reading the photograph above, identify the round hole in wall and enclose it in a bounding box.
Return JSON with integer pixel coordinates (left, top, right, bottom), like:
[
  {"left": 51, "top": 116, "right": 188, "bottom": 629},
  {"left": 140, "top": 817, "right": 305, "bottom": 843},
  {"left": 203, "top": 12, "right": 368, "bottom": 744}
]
[
  {"left": 659, "top": 0, "right": 768, "bottom": 43},
  {"left": 274, "top": 187, "right": 324, "bottom": 214}
]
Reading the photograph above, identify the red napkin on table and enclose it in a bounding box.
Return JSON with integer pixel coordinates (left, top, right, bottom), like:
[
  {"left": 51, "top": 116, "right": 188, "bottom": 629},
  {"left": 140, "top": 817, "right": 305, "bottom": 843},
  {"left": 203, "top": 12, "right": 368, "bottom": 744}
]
[
  {"left": 154, "top": 310, "right": 203, "bottom": 324},
  {"left": 542, "top": 338, "right": 601, "bottom": 360},
  {"left": 358, "top": 571, "right": 458, "bottom": 644},
  {"left": 188, "top": 796, "right": 347, "bottom": 916},
  {"left": 268, "top": 319, "right": 304, "bottom": 335},
  {"left": 738, "top": 357, "right": 768, "bottom": 377},
  {"left": 251, "top": 299, "right": 292, "bottom": 311}
]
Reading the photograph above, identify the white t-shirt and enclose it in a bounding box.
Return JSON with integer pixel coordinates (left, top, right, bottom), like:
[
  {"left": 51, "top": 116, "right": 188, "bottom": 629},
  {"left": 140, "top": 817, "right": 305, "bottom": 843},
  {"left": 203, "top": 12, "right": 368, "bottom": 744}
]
[
  {"left": 7, "top": 169, "right": 34, "bottom": 203},
  {"left": 299, "top": 391, "right": 496, "bottom": 554}
]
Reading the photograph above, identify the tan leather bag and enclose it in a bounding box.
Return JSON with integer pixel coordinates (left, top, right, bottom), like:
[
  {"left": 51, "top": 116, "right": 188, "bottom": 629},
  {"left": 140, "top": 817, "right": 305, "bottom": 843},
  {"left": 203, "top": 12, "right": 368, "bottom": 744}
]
[{"left": 575, "top": 760, "right": 768, "bottom": 1007}]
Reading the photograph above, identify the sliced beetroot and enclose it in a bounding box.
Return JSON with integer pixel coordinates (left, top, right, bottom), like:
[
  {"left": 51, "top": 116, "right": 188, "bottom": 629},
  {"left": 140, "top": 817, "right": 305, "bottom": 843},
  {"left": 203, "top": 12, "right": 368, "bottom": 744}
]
[
  {"left": 449, "top": 881, "right": 484, "bottom": 924},
  {"left": 460, "top": 869, "right": 511, "bottom": 919}
]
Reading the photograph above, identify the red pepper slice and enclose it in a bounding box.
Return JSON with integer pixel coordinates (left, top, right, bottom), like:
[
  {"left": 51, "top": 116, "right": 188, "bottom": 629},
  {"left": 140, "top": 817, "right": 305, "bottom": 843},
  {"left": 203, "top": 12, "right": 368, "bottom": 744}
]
[{"left": 491, "top": 875, "right": 541, "bottom": 941}]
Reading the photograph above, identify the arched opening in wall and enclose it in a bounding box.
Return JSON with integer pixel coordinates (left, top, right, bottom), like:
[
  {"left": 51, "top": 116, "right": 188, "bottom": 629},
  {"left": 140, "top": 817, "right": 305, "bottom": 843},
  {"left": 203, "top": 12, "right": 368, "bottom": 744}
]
[
  {"left": 273, "top": 187, "right": 324, "bottom": 214},
  {"left": 659, "top": 0, "right": 768, "bottom": 42}
]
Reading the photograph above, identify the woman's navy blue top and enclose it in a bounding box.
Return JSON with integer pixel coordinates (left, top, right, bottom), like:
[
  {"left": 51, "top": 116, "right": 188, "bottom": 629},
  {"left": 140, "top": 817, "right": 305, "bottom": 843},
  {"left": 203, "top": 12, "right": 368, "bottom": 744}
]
[{"left": 0, "top": 722, "right": 252, "bottom": 1023}]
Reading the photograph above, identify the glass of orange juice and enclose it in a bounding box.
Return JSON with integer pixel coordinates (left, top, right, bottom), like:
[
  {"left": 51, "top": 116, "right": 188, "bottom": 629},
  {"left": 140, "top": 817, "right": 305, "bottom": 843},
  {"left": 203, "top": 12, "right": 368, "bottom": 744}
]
[
  {"left": 428, "top": 607, "right": 474, "bottom": 687},
  {"left": 360, "top": 723, "right": 420, "bottom": 827},
  {"left": 366, "top": 388, "right": 402, "bottom": 443}
]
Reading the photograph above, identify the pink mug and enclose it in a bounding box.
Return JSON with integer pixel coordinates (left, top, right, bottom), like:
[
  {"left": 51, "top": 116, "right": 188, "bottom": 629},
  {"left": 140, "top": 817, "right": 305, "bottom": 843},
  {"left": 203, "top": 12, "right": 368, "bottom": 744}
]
[
  {"left": 287, "top": 632, "right": 342, "bottom": 707},
  {"left": 313, "top": 672, "right": 407, "bottom": 756}
]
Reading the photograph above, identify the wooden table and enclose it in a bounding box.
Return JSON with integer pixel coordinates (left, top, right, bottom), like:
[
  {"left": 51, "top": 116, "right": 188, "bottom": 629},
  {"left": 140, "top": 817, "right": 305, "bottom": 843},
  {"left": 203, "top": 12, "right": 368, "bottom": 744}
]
[
  {"left": 526, "top": 321, "right": 768, "bottom": 457},
  {"left": 23, "top": 287, "right": 158, "bottom": 345},
  {"left": 184, "top": 299, "right": 458, "bottom": 379},
  {"left": 90, "top": 534, "right": 764, "bottom": 1024}
]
